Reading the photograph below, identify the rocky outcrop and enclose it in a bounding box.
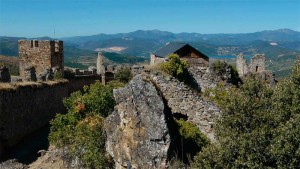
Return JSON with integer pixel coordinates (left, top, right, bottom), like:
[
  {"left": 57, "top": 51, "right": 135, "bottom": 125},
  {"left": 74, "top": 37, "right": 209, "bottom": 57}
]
[
  {"left": 188, "top": 66, "right": 217, "bottom": 91},
  {"left": 105, "top": 75, "right": 170, "bottom": 169},
  {"left": 0, "top": 159, "right": 27, "bottom": 169},
  {"left": 148, "top": 72, "right": 221, "bottom": 141},
  {"left": 188, "top": 63, "right": 234, "bottom": 92},
  {"left": 105, "top": 71, "right": 221, "bottom": 168}
]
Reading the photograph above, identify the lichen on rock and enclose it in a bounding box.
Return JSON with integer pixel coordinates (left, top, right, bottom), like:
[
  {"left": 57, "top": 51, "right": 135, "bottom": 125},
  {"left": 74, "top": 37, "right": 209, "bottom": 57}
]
[{"left": 105, "top": 75, "right": 170, "bottom": 169}]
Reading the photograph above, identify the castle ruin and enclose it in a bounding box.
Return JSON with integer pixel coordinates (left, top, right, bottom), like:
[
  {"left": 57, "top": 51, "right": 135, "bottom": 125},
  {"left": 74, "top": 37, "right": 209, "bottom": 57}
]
[
  {"left": 236, "top": 53, "right": 266, "bottom": 77},
  {"left": 18, "top": 40, "right": 64, "bottom": 81},
  {"left": 96, "top": 51, "right": 106, "bottom": 75}
]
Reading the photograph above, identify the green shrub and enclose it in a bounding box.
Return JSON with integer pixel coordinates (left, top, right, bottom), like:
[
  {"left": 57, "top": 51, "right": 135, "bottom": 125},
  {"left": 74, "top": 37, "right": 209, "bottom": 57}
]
[
  {"left": 49, "top": 80, "right": 124, "bottom": 168},
  {"left": 54, "top": 71, "right": 63, "bottom": 80},
  {"left": 159, "top": 54, "right": 189, "bottom": 82},
  {"left": 114, "top": 67, "right": 133, "bottom": 83},
  {"left": 211, "top": 60, "right": 227, "bottom": 76},
  {"left": 176, "top": 119, "right": 209, "bottom": 151},
  {"left": 211, "top": 60, "right": 241, "bottom": 86},
  {"left": 193, "top": 58, "right": 300, "bottom": 168}
]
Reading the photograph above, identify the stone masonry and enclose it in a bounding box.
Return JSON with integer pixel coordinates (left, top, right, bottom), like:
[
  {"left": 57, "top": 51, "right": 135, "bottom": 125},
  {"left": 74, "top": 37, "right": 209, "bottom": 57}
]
[
  {"left": 148, "top": 71, "right": 221, "bottom": 141},
  {"left": 250, "top": 54, "right": 266, "bottom": 73},
  {"left": 236, "top": 53, "right": 249, "bottom": 76},
  {"left": 18, "top": 40, "right": 64, "bottom": 81},
  {"left": 96, "top": 51, "right": 105, "bottom": 75},
  {"left": 236, "top": 53, "right": 266, "bottom": 77}
]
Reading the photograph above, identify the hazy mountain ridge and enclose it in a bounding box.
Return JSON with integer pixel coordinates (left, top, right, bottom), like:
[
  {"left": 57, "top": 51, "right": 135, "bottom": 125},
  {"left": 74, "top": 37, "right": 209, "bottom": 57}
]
[
  {"left": 62, "top": 28, "right": 300, "bottom": 46},
  {"left": 1, "top": 29, "right": 299, "bottom": 78},
  {"left": 1, "top": 29, "right": 299, "bottom": 58},
  {"left": 59, "top": 29, "right": 300, "bottom": 57}
]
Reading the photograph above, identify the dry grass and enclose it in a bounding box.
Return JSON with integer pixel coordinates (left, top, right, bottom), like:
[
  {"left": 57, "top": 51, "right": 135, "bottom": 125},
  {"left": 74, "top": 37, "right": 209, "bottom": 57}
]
[
  {"left": 0, "top": 79, "right": 69, "bottom": 91},
  {"left": 0, "top": 83, "right": 17, "bottom": 90},
  {"left": 0, "top": 55, "right": 19, "bottom": 65}
]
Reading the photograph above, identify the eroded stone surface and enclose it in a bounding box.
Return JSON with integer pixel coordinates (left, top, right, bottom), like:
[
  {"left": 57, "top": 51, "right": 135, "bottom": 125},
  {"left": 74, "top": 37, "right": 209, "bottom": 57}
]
[
  {"left": 148, "top": 72, "right": 221, "bottom": 141},
  {"left": 105, "top": 75, "right": 170, "bottom": 169}
]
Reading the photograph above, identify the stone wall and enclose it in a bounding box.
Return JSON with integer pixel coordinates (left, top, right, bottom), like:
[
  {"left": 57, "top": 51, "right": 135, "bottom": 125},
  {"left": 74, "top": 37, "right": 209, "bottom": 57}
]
[
  {"left": 0, "top": 76, "right": 101, "bottom": 159},
  {"left": 236, "top": 53, "right": 249, "bottom": 76},
  {"left": 236, "top": 53, "right": 266, "bottom": 77},
  {"left": 18, "top": 40, "right": 64, "bottom": 81},
  {"left": 150, "top": 54, "right": 165, "bottom": 66},
  {"left": 250, "top": 54, "right": 266, "bottom": 73},
  {"left": 148, "top": 72, "right": 221, "bottom": 141}
]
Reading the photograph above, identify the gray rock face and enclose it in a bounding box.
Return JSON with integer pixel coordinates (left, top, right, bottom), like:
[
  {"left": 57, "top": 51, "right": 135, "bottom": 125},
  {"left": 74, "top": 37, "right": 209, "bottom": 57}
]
[
  {"left": 188, "top": 63, "right": 233, "bottom": 92},
  {"left": 0, "top": 159, "right": 27, "bottom": 169},
  {"left": 105, "top": 75, "right": 170, "bottom": 169},
  {"left": 105, "top": 71, "right": 221, "bottom": 168},
  {"left": 149, "top": 72, "right": 221, "bottom": 141}
]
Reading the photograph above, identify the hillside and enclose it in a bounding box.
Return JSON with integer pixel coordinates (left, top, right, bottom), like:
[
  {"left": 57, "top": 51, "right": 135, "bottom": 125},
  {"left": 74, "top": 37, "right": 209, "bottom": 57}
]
[
  {"left": 0, "top": 55, "right": 19, "bottom": 75},
  {"left": 1, "top": 29, "right": 299, "bottom": 78},
  {"left": 61, "top": 29, "right": 300, "bottom": 56}
]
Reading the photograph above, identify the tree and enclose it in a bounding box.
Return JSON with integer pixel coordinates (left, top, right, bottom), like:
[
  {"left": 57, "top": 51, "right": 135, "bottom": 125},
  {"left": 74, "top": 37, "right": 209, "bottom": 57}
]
[
  {"left": 114, "top": 66, "right": 133, "bottom": 83},
  {"left": 193, "top": 58, "right": 300, "bottom": 168},
  {"left": 159, "top": 54, "right": 189, "bottom": 82},
  {"left": 49, "top": 80, "right": 124, "bottom": 168}
]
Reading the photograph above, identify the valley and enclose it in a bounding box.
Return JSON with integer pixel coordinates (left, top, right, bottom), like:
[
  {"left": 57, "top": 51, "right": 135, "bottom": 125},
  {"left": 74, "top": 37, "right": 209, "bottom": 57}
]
[{"left": 1, "top": 29, "right": 299, "bottom": 78}]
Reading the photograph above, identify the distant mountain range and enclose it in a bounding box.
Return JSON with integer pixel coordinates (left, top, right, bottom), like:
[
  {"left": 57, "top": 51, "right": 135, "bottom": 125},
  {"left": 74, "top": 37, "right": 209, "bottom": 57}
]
[
  {"left": 60, "top": 29, "right": 300, "bottom": 57},
  {"left": 1, "top": 29, "right": 300, "bottom": 77},
  {"left": 1, "top": 29, "right": 299, "bottom": 57}
]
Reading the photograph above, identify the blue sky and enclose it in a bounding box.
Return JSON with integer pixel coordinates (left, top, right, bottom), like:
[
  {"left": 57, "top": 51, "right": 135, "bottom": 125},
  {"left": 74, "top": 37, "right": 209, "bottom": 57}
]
[{"left": 0, "top": 0, "right": 299, "bottom": 38}]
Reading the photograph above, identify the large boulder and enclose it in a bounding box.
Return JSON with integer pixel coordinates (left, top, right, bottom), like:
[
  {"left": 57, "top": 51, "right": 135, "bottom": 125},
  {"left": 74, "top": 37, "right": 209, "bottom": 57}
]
[{"left": 105, "top": 75, "right": 170, "bottom": 169}]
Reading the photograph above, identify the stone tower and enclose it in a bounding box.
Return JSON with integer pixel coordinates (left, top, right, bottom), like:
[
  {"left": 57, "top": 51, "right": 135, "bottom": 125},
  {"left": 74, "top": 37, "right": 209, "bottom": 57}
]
[
  {"left": 97, "top": 51, "right": 105, "bottom": 75},
  {"left": 250, "top": 54, "right": 266, "bottom": 73},
  {"left": 18, "top": 40, "right": 64, "bottom": 81},
  {"left": 236, "top": 53, "right": 249, "bottom": 76}
]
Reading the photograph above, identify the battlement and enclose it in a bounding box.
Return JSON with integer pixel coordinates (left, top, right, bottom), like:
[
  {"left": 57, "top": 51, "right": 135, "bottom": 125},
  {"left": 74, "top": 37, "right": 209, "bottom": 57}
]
[{"left": 18, "top": 40, "right": 64, "bottom": 81}]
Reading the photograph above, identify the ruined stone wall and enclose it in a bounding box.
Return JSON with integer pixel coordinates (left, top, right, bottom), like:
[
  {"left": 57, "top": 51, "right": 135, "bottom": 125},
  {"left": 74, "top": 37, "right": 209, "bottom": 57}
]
[
  {"left": 150, "top": 54, "right": 165, "bottom": 66},
  {"left": 148, "top": 72, "right": 221, "bottom": 141},
  {"left": 250, "top": 54, "right": 266, "bottom": 73},
  {"left": 0, "top": 76, "right": 101, "bottom": 158},
  {"left": 236, "top": 54, "right": 249, "bottom": 76},
  {"left": 18, "top": 40, "right": 63, "bottom": 80},
  {"left": 236, "top": 54, "right": 266, "bottom": 77},
  {"left": 52, "top": 41, "right": 64, "bottom": 74},
  {"left": 96, "top": 51, "right": 105, "bottom": 75}
]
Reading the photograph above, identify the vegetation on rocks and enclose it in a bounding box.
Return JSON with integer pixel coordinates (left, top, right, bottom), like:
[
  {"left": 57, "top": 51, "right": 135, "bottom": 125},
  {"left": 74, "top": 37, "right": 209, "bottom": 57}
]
[
  {"left": 175, "top": 119, "right": 209, "bottom": 159},
  {"left": 114, "top": 66, "right": 133, "bottom": 83},
  {"left": 49, "top": 80, "right": 124, "bottom": 168},
  {"left": 159, "top": 54, "right": 199, "bottom": 90},
  {"left": 159, "top": 54, "right": 189, "bottom": 82},
  {"left": 193, "top": 58, "right": 300, "bottom": 168},
  {"left": 210, "top": 60, "right": 241, "bottom": 86}
]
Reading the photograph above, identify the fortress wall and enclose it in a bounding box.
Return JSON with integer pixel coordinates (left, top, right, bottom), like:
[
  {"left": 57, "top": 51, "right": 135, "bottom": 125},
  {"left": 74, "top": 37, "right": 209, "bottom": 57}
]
[{"left": 0, "top": 76, "right": 101, "bottom": 158}]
